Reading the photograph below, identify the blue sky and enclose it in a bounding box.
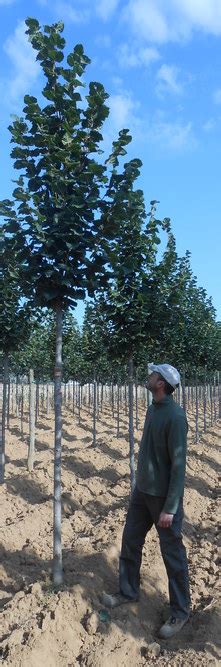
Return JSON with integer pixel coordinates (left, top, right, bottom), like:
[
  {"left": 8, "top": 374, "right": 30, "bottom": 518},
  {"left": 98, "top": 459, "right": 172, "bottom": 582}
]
[{"left": 1, "top": 0, "right": 221, "bottom": 323}]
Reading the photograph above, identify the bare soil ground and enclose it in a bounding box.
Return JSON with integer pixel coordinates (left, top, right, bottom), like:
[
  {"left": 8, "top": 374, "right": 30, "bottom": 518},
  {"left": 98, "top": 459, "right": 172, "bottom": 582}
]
[{"left": 0, "top": 403, "right": 220, "bottom": 666}]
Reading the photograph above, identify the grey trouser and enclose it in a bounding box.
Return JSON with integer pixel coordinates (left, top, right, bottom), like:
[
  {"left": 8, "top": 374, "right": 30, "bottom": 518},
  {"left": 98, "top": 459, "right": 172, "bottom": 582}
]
[{"left": 119, "top": 486, "right": 191, "bottom": 620}]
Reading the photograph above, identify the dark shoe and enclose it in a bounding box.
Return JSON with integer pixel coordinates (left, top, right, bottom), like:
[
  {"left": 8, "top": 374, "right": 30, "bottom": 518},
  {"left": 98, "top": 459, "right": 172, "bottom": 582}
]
[
  {"left": 158, "top": 615, "right": 189, "bottom": 639},
  {"left": 102, "top": 592, "right": 138, "bottom": 608}
]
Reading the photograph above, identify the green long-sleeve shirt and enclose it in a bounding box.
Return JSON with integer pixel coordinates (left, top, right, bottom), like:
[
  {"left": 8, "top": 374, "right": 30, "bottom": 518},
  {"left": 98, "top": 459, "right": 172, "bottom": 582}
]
[{"left": 136, "top": 395, "right": 188, "bottom": 514}]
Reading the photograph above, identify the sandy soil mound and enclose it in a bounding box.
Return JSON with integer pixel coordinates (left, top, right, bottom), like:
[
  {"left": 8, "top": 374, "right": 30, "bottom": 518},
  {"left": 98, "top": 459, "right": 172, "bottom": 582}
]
[{"left": 0, "top": 404, "right": 220, "bottom": 666}]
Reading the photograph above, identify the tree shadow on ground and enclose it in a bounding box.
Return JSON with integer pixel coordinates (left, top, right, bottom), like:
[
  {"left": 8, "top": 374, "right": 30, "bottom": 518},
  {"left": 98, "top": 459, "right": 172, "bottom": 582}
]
[
  {"left": 1, "top": 541, "right": 218, "bottom": 660},
  {"left": 5, "top": 455, "right": 27, "bottom": 469},
  {"left": 34, "top": 422, "right": 51, "bottom": 431},
  {"left": 8, "top": 427, "right": 24, "bottom": 439},
  {"left": 187, "top": 449, "right": 219, "bottom": 473},
  {"left": 95, "top": 440, "right": 127, "bottom": 461},
  {"left": 35, "top": 439, "right": 51, "bottom": 453},
  {"left": 185, "top": 472, "right": 214, "bottom": 500},
  {"left": 63, "top": 454, "right": 121, "bottom": 487},
  {"left": 6, "top": 476, "right": 52, "bottom": 506},
  {"left": 74, "top": 420, "right": 94, "bottom": 435},
  {"left": 62, "top": 430, "right": 78, "bottom": 443},
  {"left": 197, "top": 434, "right": 221, "bottom": 452}
]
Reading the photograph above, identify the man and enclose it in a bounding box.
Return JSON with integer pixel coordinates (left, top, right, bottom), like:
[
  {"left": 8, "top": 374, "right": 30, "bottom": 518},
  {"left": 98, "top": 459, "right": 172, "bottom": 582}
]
[{"left": 103, "top": 363, "right": 191, "bottom": 640}]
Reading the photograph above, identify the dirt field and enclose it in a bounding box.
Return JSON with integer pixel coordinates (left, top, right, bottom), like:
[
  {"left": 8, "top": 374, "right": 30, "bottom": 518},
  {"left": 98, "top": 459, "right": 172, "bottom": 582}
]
[{"left": 0, "top": 403, "right": 220, "bottom": 666}]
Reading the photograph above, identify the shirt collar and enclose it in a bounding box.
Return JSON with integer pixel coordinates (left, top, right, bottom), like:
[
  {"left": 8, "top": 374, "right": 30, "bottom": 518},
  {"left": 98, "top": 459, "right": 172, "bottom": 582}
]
[{"left": 152, "top": 395, "right": 174, "bottom": 407}]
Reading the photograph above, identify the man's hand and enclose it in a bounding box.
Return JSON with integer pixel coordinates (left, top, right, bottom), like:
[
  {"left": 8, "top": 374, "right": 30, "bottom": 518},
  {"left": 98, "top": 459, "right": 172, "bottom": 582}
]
[{"left": 158, "top": 512, "right": 174, "bottom": 528}]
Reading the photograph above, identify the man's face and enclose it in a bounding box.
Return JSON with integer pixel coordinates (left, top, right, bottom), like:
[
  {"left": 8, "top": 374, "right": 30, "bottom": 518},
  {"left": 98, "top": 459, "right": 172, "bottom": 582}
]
[{"left": 147, "top": 371, "right": 164, "bottom": 393}]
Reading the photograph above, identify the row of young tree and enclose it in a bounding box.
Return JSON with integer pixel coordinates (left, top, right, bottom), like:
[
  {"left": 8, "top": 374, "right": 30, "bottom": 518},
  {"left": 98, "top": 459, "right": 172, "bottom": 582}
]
[
  {"left": 1, "top": 18, "right": 221, "bottom": 585},
  {"left": 8, "top": 307, "right": 221, "bottom": 386}
]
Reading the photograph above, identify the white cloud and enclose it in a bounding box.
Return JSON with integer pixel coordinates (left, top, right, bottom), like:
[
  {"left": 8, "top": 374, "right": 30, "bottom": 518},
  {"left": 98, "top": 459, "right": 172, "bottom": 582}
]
[
  {"left": 108, "top": 92, "right": 139, "bottom": 130},
  {"left": 156, "top": 64, "right": 183, "bottom": 95},
  {"left": 101, "top": 89, "right": 141, "bottom": 157},
  {"left": 123, "top": 0, "right": 170, "bottom": 43},
  {"left": 118, "top": 43, "right": 160, "bottom": 68},
  {"left": 96, "top": 0, "right": 120, "bottom": 21},
  {"left": 3, "top": 21, "right": 40, "bottom": 103},
  {"left": 55, "top": 1, "right": 89, "bottom": 23},
  {"left": 203, "top": 118, "right": 216, "bottom": 132},
  {"left": 148, "top": 119, "right": 196, "bottom": 152},
  {"left": 213, "top": 88, "right": 221, "bottom": 104},
  {"left": 123, "top": 0, "right": 221, "bottom": 43}
]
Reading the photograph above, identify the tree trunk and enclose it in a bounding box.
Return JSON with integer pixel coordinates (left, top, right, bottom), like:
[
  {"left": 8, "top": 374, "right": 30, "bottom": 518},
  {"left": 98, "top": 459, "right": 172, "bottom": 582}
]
[
  {"left": 1, "top": 354, "right": 9, "bottom": 484},
  {"left": 93, "top": 372, "right": 97, "bottom": 447},
  {"left": 11, "top": 380, "right": 14, "bottom": 415},
  {"left": 101, "top": 383, "right": 104, "bottom": 414},
  {"left": 35, "top": 381, "right": 39, "bottom": 425},
  {"left": 187, "top": 383, "right": 190, "bottom": 412},
  {"left": 209, "top": 381, "right": 213, "bottom": 427},
  {"left": 128, "top": 356, "right": 136, "bottom": 492},
  {"left": 21, "top": 380, "right": 24, "bottom": 439},
  {"left": 191, "top": 383, "right": 194, "bottom": 411},
  {"left": 111, "top": 382, "right": 114, "bottom": 417},
  {"left": 16, "top": 376, "right": 19, "bottom": 417},
  {"left": 181, "top": 368, "right": 186, "bottom": 412},
  {"left": 218, "top": 371, "right": 221, "bottom": 419},
  {"left": 72, "top": 381, "right": 75, "bottom": 415},
  {"left": 46, "top": 383, "right": 50, "bottom": 416},
  {"left": 195, "top": 372, "right": 199, "bottom": 444},
  {"left": 124, "top": 383, "right": 128, "bottom": 415},
  {"left": 213, "top": 374, "right": 217, "bottom": 422},
  {"left": 116, "top": 383, "right": 120, "bottom": 438},
  {"left": 88, "top": 382, "right": 91, "bottom": 415},
  {"left": 28, "top": 369, "right": 35, "bottom": 472},
  {"left": 68, "top": 382, "right": 71, "bottom": 409},
  {"left": 53, "top": 303, "right": 63, "bottom": 587},
  {"left": 203, "top": 368, "right": 207, "bottom": 433},
  {"left": 135, "top": 369, "right": 139, "bottom": 430},
  {"left": 97, "top": 382, "right": 100, "bottom": 419},
  {"left": 7, "top": 377, "right": 10, "bottom": 430},
  {"left": 78, "top": 383, "right": 81, "bottom": 424}
]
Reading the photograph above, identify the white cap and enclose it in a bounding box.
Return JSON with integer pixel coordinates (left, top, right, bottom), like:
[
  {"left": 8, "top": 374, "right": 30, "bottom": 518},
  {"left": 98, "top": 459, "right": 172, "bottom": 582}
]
[{"left": 148, "top": 363, "right": 180, "bottom": 388}]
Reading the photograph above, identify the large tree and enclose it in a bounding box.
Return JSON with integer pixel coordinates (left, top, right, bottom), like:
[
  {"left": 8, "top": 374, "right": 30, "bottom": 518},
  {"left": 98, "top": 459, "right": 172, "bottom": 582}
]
[{"left": 0, "top": 18, "right": 133, "bottom": 584}]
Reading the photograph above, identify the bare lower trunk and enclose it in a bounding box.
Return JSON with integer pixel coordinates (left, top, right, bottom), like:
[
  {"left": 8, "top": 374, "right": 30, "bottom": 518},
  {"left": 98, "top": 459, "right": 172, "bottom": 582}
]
[
  {"left": 21, "top": 380, "right": 24, "bottom": 439},
  {"left": 124, "top": 383, "right": 128, "bottom": 415},
  {"left": 53, "top": 303, "right": 63, "bottom": 587},
  {"left": 28, "top": 369, "right": 35, "bottom": 472},
  {"left": 213, "top": 375, "right": 217, "bottom": 422},
  {"left": 181, "top": 368, "right": 186, "bottom": 412},
  {"left": 72, "top": 381, "right": 75, "bottom": 415},
  {"left": 101, "top": 384, "right": 104, "bottom": 414},
  {"left": 88, "top": 383, "right": 91, "bottom": 415},
  {"left": 203, "top": 368, "right": 207, "bottom": 433},
  {"left": 46, "top": 383, "right": 50, "bottom": 416},
  {"left": 116, "top": 383, "right": 120, "bottom": 438},
  {"left": 93, "top": 372, "right": 97, "bottom": 447},
  {"left": 111, "top": 382, "right": 114, "bottom": 417},
  {"left": 78, "top": 383, "right": 81, "bottom": 424},
  {"left": 128, "top": 356, "right": 136, "bottom": 493},
  {"left": 16, "top": 376, "right": 19, "bottom": 417},
  {"left": 209, "top": 381, "right": 213, "bottom": 427},
  {"left": 7, "top": 378, "right": 10, "bottom": 430},
  {"left": 218, "top": 371, "right": 221, "bottom": 419},
  {"left": 195, "top": 372, "right": 199, "bottom": 444},
  {"left": 35, "top": 381, "right": 39, "bottom": 425},
  {"left": 135, "top": 370, "right": 139, "bottom": 430},
  {"left": 1, "top": 355, "right": 9, "bottom": 484}
]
